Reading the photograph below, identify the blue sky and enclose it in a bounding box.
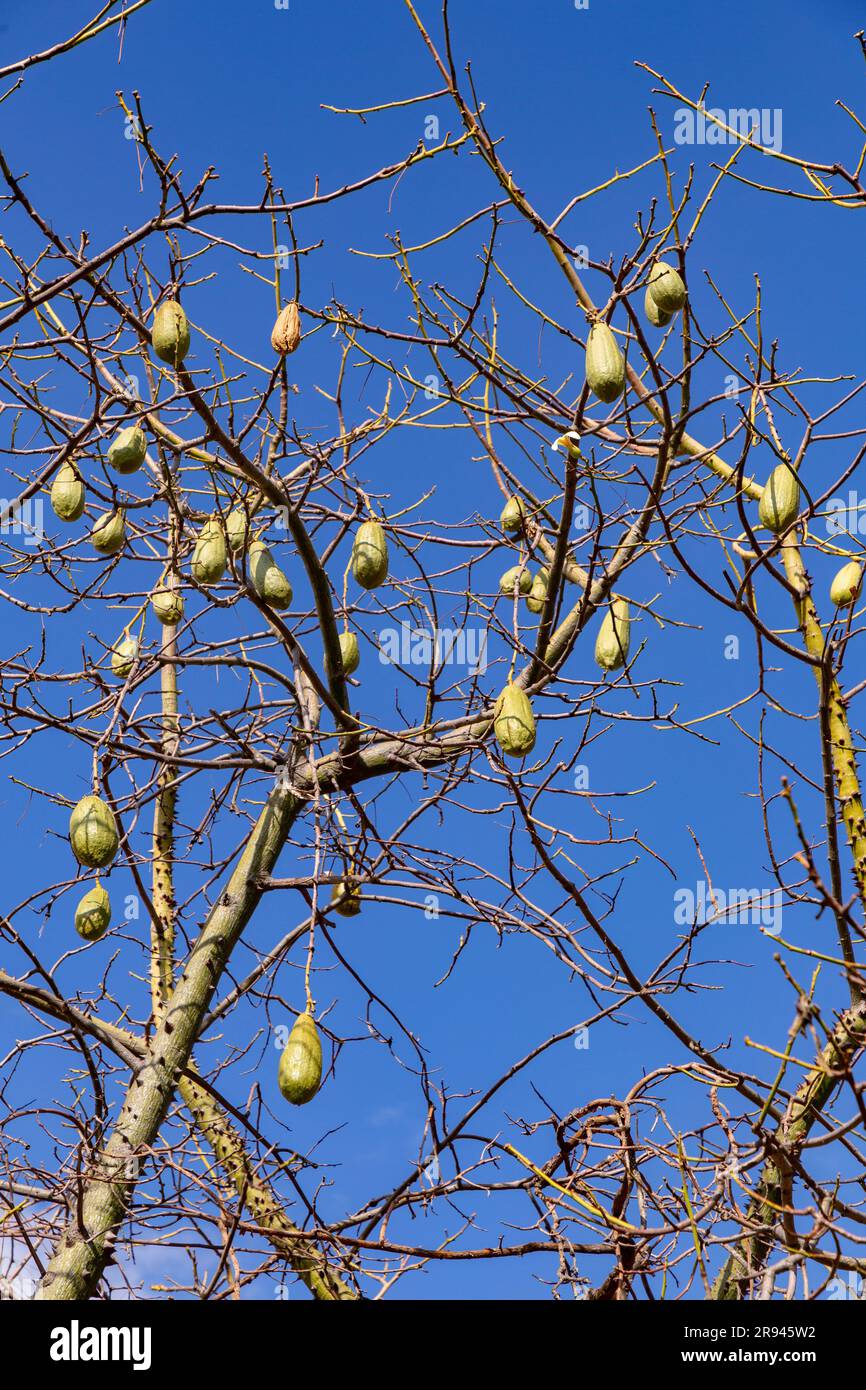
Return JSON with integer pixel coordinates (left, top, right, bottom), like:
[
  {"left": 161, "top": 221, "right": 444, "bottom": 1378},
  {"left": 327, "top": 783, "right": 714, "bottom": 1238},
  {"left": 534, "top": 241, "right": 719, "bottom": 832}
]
[{"left": 1, "top": 0, "right": 865, "bottom": 1300}]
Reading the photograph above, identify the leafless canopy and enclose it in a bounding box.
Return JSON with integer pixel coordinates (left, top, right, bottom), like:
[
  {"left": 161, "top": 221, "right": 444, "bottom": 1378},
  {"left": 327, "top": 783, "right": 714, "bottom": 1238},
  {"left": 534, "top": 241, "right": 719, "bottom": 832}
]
[{"left": 1, "top": 1, "right": 866, "bottom": 1302}]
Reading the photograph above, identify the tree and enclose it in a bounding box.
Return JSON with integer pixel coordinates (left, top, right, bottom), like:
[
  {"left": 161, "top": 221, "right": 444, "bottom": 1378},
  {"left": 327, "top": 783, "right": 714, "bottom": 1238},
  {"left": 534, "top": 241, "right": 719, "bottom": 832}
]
[{"left": 1, "top": 0, "right": 865, "bottom": 1302}]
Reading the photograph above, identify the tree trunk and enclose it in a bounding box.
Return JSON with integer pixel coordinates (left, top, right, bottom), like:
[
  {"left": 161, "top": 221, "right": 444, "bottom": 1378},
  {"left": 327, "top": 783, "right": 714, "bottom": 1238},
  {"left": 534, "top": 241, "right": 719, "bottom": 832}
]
[{"left": 35, "top": 783, "right": 300, "bottom": 1300}]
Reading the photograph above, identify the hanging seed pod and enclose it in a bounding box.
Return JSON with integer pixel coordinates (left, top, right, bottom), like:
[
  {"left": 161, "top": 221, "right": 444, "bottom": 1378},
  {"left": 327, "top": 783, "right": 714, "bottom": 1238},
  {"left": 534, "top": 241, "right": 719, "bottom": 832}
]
[
  {"left": 226, "top": 507, "right": 250, "bottom": 553},
  {"left": 330, "top": 877, "right": 361, "bottom": 917},
  {"left": 337, "top": 631, "right": 360, "bottom": 676},
  {"left": 758, "top": 465, "right": 800, "bottom": 534},
  {"left": 111, "top": 634, "right": 138, "bottom": 679},
  {"left": 325, "top": 632, "right": 360, "bottom": 681},
  {"left": 585, "top": 322, "right": 625, "bottom": 404},
  {"left": 151, "top": 584, "right": 185, "bottom": 625},
  {"left": 69, "top": 795, "right": 119, "bottom": 870},
  {"left": 271, "top": 301, "right": 301, "bottom": 355},
  {"left": 107, "top": 425, "right": 147, "bottom": 475},
  {"left": 499, "top": 566, "right": 532, "bottom": 596},
  {"left": 50, "top": 464, "right": 85, "bottom": 522},
  {"left": 249, "top": 540, "right": 293, "bottom": 610},
  {"left": 648, "top": 261, "right": 686, "bottom": 315},
  {"left": 493, "top": 683, "right": 536, "bottom": 758},
  {"left": 91, "top": 510, "right": 126, "bottom": 556},
  {"left": 191, "top": 518, "right": 227, "bottom": 585},
  {"left": 278, "top": 1012, "right": 323, "bottom": 1105},
  {"left": 75, "top": 884, "right": 111, "bottom": 942},
  {"left": 644, "top": 285, "right": 672, "bottom": 328},
  {"left": 830, "top": 561, "right": 863, "bottom": 608},
  {"left": 595, "top": 598, "right": 631, "bottom": 672},
  {"left": 526, "top": 569, "right": 549, "bottom": 614},
  {"left": 351, "top": 520, "right": 389, "bottom": 590},
  {"left": 500, "top": 495, "right": 525, "bottom": 534},
  {"left": 151, "top": 299, "right": 190, "bottom": 368}
]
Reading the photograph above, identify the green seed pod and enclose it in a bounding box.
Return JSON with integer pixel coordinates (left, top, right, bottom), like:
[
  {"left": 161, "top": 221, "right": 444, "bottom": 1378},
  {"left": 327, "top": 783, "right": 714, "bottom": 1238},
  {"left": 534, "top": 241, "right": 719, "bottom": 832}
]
[
  {"left": 191, "top": 518, "right": 227, "bottom": 585},
  {"left": 338, "top": 631, "right": 360, "bottom": 676},
  {"left": 50, "top": 464, "right": 85, "bottom": 522},
  {"left": 107, "top": 425, "right": 147, "bottom": 475},
  {"left": 758, "top": 465, "right": 800, "bottom": 534},
  {"left": 500, "top": 495, "right": 525, "bottom": 534},
  {"left": 585, "top": 322, "right": 625, "bottom": 404},
  {"left": 648, "top": 261, "right": 686, "bottom": 314},
  {"left": 271, "top": 301, "right": 301, "bottom": 355},
  {"left": 226, "top": 507, "right": 250, "bottom": 553},
  {"left": 493, "top": 683, "right": 536, "bottom": 759},
  {"left": 644, "top": 284, "right": 672, "bottom": 328},
  {"left": 111, "top": 634, "right": 138, "bottom": 679},
  {"left": 595, "top": 598, "right": 631, "bottom": 672},
  {"left": 151, "top": 585, "right": 185, "bottom": 625},
  {"left": 351, "top": 520, "right": 389, "bottom": 590},
  {"left": 830, "top": 561, "right": 863, "bottom": 608},
  {"left": 75, "top": 884, "right": 111, "bottom": 942},
  {"left": 526, "top": 569, "right": 549, "bottom": 614},
  {"left": 330, "top": 877, "right": 362, "bottom": 917},
  {"left": 151, "top": 299, "right": 190, "bottom": 368},
  {"left": 249, "top": 540, "right": 293, "bottom": 610},
  {"left": 278, "top": 1012, "right": 323, "bottom": 1106},
  {"left": 69, "top": 795, "right": 119, "bottom": 870},
  {"left": 499, "top": 565, "right": 532, "bottom": 596},
  {"left": 91, "top": 510, "right": 126, "bottom": 556}
]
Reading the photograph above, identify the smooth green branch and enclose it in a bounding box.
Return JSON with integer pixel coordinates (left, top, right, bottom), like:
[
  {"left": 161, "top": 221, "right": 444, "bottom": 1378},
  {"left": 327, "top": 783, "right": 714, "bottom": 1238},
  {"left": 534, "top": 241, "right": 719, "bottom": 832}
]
[{"left": 35, "top": 784, "right": 301, "bottom": 1300}]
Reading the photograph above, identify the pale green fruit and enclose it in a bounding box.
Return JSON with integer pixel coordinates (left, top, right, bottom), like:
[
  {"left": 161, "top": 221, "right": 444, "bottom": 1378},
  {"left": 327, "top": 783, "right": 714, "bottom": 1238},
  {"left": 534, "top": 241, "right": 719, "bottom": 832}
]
[
  {"left": 278, "top": 1013, "right": 322, "bottom": 1105},
  {"left": 226, "top": 507, "right": 250, "bottom": 552},
  {"left": 758, "top": 465, "right": 800, "bottom": 534},
  {"left": 526, "top": 570, "right": 549, "bottom": 614},
  {"left": 248, "top": 540, "right": 293, "bottom": 610},
  {"left": 595, "top": 598, "right": 631, "bottom": 672},
  {"left": 191, "top": 518, "right": 227, "bottom": 585},
  {"left": 351, "top": 520, "right": 389, "bottom": 590},
  {"left": 644, "top": 284, "right": 672, "bottom": 328},
  {"left": 91, "top": 510, "right": 126, "bottom": 556},
  {"left": 338, "top": 631, "right": 360, "bottom": 676},
  {"left": 830, "top": 561, "right": 863, "bottom": 608},
  {"left": 493, "top": 683, "right": 536, "bottom": 758},
  {"left": 107, "top": 425, "right": 147, "bottom": 475},
  {"left": 500, "top": 495, "right": 525, "bottom": 534},
  {"left": 111, "top": 634, "right": 138, "bottom": 679},
  {"left": 151, "top": 299, "right": 190, "bottom": 367},
  {"left": 75, "top": 884, "right": 111, "bottom": 942},
  {"left": 648, "top": 261, "right": 686, "bottom": 314},
  {"left": 586, "top": 322, "right": 625, "bottom": 404},
  {"left": 499, "top": 566, "right": 532, "bottom": 596},
  {"left": 69, "top": 795, "right": 119, "bottom": 870},
  {"left": 50, "top": 464, "right": 85, "bottom": 522},
  {"left": 330, "top": 878, "right": 361, "bottom": 917},
  {"left": 151, "top": 586, "right": 185, "bottom": 625}
]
